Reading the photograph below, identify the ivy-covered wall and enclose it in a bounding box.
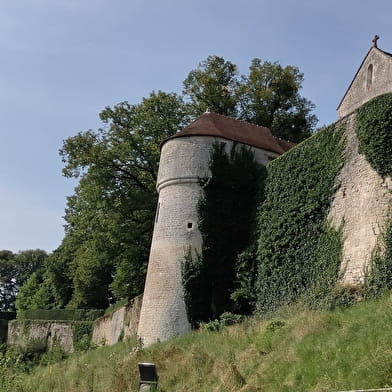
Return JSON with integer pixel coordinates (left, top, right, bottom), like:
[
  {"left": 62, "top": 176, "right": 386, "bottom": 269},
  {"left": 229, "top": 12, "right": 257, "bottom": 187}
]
[
  {"left": 356, "top": 93, "right": 392, "bottom": 295},
  {"left": 255, "top": 124, "right": 345, "bottom": 312},
  {"left": 356, "top": 93, "right": 392, "bottom": 177},
  {"left": 183, "top": 94, "right": 392, "bottom": 321},
  {"left": 182, "top": 142, "right": 265, "bottom": 326}
]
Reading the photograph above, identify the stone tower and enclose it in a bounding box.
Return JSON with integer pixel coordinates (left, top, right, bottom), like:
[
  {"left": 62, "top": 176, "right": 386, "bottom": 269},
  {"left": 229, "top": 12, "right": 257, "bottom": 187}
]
[{"left": 137, "top": 112, "right": 290, "bottom": 346}]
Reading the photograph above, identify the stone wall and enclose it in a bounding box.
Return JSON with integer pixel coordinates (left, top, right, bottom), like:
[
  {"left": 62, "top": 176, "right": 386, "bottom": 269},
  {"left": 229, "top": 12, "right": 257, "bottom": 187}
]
[
  {"left": 328, "top": 113, "right": 392, "bottom": 286},
  {"left": 8, "top": 320, "right": 75, "bottom": 353},
  {"left": 92, "top": 295, "right": 142, "bottom": 346},
  {"left": 7, "top": 296, "right": 143, "bottom": 352}
]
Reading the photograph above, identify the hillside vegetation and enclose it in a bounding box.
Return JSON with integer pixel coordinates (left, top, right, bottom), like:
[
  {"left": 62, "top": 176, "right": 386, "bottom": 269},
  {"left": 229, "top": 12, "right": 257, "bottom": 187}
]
[{"left": 4, "top": 294, "right": 392, "bottom": 392}]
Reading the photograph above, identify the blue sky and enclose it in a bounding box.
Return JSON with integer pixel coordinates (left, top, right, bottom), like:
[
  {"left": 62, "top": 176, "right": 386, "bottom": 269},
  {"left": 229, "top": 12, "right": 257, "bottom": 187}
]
[{"left": 1, "top": 0, "right": 391, "bottom": 253}]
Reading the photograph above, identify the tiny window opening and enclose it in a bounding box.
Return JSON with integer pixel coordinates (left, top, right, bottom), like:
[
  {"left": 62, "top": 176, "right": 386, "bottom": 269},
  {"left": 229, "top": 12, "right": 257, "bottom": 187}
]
[{"left": 367, "top": 64, "right": 373, "bottom": 90}]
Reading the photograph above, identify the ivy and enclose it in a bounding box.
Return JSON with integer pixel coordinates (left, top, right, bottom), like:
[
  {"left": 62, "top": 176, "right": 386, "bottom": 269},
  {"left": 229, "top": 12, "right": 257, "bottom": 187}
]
[
  {"left": 363, "top": 211, "right": 392, "bottom": 298},
  {"left": 182, "top": 142, "right": 265, "bottom": 326},
  {"left": 72, "top": 322, "right": 93, "bottom": 351},
  {"left": 356, "top": 93, "right": 392, "bottom": 177},
  {"left": 255, "top": 124, "right": 345, "bottom": 312}
]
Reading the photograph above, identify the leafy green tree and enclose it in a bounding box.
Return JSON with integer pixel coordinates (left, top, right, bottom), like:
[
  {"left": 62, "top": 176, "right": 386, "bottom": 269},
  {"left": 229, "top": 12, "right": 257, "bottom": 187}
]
[
  {"left": 183, "top": 55, "right": 239, "bottom": 116},
  {"left": 183, "top": 56, "right": 317, "bottom": 142},
  {"left": 237, "top": 59, "right": 317, "bottom": 142},
  {"left": 58, "top": 91, "right": 192, "bottom": 308},
  {"left": 0, "top": 249, "right": 47, "bottom": 311},
  {"left": 0, "top": 251, "right": 16, "bottom": 311}
]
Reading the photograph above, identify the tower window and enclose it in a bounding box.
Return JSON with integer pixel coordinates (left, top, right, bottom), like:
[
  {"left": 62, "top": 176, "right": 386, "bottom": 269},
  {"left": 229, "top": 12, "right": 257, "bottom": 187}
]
[
  {"left": 187, "top": 222, "right": 193, "bottom": 229},
  {"left": 367, "top": 64, "right": 373, "bottom": 89}
]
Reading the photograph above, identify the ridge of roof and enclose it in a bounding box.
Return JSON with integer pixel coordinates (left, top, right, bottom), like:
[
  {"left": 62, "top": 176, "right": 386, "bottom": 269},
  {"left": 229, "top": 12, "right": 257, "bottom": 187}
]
[
  {"left": 337, "top": 46, "right": 392, "bottom": 110},
  {"left": 161, "top": 112, "right": 285, "bottom": 155}
]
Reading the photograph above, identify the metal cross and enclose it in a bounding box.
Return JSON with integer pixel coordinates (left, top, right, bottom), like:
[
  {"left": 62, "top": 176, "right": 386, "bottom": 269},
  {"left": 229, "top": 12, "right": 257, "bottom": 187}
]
[{"left": 372, "top": 35, "right": 380, "bottom": 48}]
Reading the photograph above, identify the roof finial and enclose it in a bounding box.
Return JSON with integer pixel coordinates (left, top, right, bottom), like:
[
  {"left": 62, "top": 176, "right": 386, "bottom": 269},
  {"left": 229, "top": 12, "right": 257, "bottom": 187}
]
[
  {"left": 372, "top": 34, "right": 380, "bottom": 48},
  {"left": 205, "top": 108, "right": 210, "bottom": 113}
]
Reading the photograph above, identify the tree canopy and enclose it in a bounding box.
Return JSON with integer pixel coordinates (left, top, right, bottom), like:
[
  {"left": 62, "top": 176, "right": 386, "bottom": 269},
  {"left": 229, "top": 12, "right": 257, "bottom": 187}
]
[
  {"left": 17, "top": 56, "right": 317, "bottom": 311},
  {"left": 0, "top": 249, "right": 47, "bottom": 311},
  {"left": 183, "top": 56, "right": 317, "bottom": 142}
]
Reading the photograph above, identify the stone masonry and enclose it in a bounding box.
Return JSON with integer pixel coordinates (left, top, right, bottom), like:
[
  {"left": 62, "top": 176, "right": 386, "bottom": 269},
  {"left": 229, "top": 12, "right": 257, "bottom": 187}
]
[{"left": 328, "top": 114, "right": 392, "bottom": 286}]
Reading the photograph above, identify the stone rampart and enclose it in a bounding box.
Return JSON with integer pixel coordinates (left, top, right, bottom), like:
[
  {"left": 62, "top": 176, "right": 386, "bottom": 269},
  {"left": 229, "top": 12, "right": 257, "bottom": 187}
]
[
  {"left": 8, "top": 320, "right": 75, "bottom": 353},
  {"left": 92, "top": 295, "right": 142, "bottom": 346}
]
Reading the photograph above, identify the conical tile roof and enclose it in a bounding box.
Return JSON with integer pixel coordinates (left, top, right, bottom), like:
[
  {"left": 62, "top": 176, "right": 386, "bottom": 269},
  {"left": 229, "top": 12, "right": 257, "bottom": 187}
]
[{"left": 162, "top": 112, "right": 285, "bottom": 155}]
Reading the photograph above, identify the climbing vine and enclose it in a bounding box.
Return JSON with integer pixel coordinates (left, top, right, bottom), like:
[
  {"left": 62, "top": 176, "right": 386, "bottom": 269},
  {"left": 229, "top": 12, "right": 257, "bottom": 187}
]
[
  {"left": 356, "top": 93, "right": 392, "bottom": 177},
  {"left": 182, "top": 142, "right": 265, "bottom": 326},
  {"left": 255, "top": 124, "right": 345, "bottom": 313}
]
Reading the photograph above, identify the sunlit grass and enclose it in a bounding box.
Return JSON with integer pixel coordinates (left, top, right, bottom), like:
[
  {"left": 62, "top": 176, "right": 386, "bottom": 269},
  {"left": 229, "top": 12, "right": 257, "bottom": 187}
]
[{"left": 14, "top": 293, "right": 392, "bottom": 392}]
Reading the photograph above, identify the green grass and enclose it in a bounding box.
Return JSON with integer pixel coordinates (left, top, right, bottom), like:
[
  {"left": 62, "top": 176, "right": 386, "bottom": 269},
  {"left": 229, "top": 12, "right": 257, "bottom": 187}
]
[{"left": 8, "top": 294, "right": 392, "bottom": 392}]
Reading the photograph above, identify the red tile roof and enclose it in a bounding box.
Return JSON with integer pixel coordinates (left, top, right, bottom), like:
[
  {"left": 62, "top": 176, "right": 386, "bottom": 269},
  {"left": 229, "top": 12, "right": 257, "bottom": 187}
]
[{"left": 161, "top": 112, "right": 286, "bottom": 155}]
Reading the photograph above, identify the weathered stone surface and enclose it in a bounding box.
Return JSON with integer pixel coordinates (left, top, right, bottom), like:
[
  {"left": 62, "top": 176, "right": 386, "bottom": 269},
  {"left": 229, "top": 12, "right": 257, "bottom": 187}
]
[
  {"left": 328, "top": 114, "right": 392, "bottom": 286},
  {"left": 8, "top": 320, "right": 75, "bottom": 352},
  {"left": 92, "top": 295, "right": 142, "bottom": 346},
  {"left": 338, "top": 47, "right": 392, "bottom": 119}
]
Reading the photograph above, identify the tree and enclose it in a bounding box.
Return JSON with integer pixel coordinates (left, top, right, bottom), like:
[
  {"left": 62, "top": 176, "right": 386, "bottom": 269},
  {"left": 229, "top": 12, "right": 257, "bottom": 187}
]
[
  {"left": 57, "top": 91, "right": 192, "bottom": 308},
  {"left": 0, "top": 249, "right": 47, "bottom": 311},
  {"left": 183, "top": 56, "right": 317, "bottom": 142},
  {"left": 183, "top": 55, "right": 239, "bottom": 117},
  {"left": 237, "top": 59, "right": 317, "bottom": 142}
]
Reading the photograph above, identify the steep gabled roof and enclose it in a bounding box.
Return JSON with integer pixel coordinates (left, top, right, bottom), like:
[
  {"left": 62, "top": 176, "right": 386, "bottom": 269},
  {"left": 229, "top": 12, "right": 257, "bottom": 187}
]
[
  {"left": 161, "top": 112, "right": 286, "bottom": 155},
  {"left": 337, "top": 46, "right": 392, "bottom": 111}
]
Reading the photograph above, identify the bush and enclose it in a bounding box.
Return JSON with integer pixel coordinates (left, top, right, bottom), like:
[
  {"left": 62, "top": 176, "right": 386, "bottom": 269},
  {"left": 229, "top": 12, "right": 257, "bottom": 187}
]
[{"left": 356, "top": 93, "right": 392, "bottom": 177}]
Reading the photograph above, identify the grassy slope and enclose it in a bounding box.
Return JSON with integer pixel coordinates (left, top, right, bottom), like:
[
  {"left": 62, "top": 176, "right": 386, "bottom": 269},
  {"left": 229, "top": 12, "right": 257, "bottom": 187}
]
[{"left": 14, "top": 295, "right": 392, "bottom": 392}]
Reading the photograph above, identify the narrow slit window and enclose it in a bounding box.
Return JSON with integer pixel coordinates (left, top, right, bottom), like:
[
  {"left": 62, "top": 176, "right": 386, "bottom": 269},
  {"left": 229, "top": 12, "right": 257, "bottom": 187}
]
[
  {"left": 367, "top": 64, "right": 373, "bottom": 89},
  {"left": 187, "top": 222, "right": 193, "bottom": 229}
]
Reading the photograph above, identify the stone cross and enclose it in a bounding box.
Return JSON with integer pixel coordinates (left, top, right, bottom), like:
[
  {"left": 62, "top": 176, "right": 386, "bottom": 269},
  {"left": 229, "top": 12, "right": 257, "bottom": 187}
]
[{"left": 372, "top": 35, "right": 380, "bottom": 48}]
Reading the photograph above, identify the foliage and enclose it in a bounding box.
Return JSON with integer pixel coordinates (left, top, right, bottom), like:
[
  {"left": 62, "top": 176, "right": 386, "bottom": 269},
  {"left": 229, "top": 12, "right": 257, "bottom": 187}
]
[
  {"left": 0, "top": 249, "right": 47, "bottom": 311},
  {"left": 255, "top": 124, "right": 345, "bottom": 313},
  {"left": 183, "top": 55, "right": 318, "bottom": 142},
  {"left": 17, "top": 309, "right": 103, "bottom": 321},
  {"left": 230, "top": 245, "right": 258, "bottom": 315},
  {"left": 237, "top": 58, "right": 317, "bottom": 142},
  {"left": 356, "top": 93, "right": 392, "bottom": 177},
  {"left": 182, "top": 142, "right": 265, "bottom": 325},
  {"left": 201, "top": 312, "right": 245, "bottom": 332},
  {"left": 104, "top": 298, "right": 129, "bottom": 315},
  {"left": 72, "top": 322, "right": 93, "bottom": 351},
  {"left": 183, "top": 55, "right": 239, "bottom": 116},
  {"left": 363, "top": 211, "right": 392, "bottom": 298}
]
